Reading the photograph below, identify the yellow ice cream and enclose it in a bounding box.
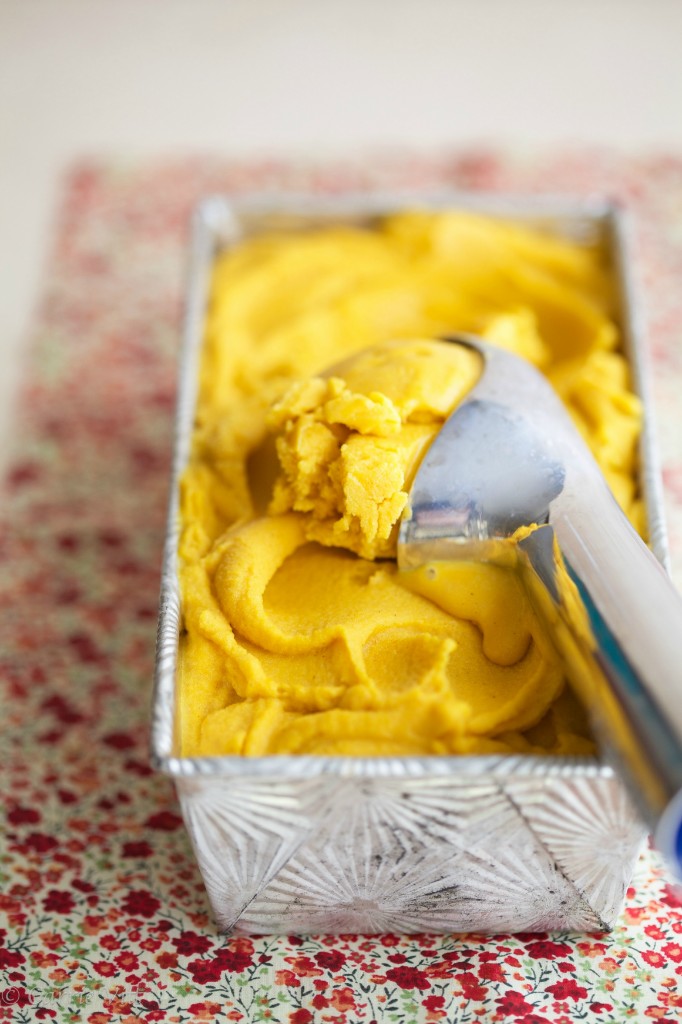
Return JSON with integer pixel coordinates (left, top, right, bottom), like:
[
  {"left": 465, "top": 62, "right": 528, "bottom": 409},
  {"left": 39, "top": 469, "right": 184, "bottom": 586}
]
[
  {"left": 178, "top": 210, "right": 643, "bottom": 758},
  {"left": 267, "top": 338, "right": 481, "bottom": 559}
]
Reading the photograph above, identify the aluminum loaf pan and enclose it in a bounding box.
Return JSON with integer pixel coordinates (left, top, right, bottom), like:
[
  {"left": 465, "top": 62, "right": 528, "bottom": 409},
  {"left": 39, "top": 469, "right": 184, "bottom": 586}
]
[{"left": 152, "top": 192, "right": 666, "bottom": 934}]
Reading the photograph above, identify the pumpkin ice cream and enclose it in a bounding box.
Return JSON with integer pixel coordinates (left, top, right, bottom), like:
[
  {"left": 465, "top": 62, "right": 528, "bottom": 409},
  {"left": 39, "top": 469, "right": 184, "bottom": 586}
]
[
  {"left": 178, "top": 211, "right": 643, "bottom": 758},
  {"left": 266, "top": 338, "right": 481, "bottom": 560}
]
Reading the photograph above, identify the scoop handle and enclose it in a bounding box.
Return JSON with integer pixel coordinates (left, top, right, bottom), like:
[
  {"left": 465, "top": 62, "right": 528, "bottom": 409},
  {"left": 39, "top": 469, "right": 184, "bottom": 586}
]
[{"left": 553, "top": 476, "right": 682, "bottom": 875}]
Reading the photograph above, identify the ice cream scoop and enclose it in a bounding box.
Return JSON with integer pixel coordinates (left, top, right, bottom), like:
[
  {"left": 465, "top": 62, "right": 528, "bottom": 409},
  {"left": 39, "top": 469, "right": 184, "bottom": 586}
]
[{"left": 398, "top": 333, "right": 682, "bottom": 877}]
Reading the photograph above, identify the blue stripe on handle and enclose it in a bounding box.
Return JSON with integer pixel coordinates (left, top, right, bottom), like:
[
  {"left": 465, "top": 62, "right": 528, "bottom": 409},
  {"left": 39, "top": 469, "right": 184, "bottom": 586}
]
[{"left": 567, "top": 562, "right": 682, "bottom": 879}]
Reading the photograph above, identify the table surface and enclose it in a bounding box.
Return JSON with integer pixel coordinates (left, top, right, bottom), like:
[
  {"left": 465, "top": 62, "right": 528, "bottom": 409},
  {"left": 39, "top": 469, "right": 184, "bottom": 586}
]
[{"left": 2, "top": 0, "right": 682, "bottom": 471}]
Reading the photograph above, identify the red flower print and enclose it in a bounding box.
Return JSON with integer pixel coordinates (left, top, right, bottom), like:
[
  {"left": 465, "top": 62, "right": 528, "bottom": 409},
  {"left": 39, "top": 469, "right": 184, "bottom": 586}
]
[
  {"left": 312, "top": 994, "right": 329, "bottom": 1009},
  {"left": 93, "top": 960, "right": 118, "bottom": 977},
  {"left": 52, "top": 851, "right": 77, "bottom": 869},
  {"left": 187, "top": 1001, "right": 222, "bottom": 1020},
  {"left": 42, "top": 890, "right": 75, "bottom": 914},
  {"left": 6, "top": 459, "right": 42, "bottom": 487},
  {"left": 642, "top": 950, "right": 667, "bottom": 968},
  {"left": 577, "top": 941, "right": 608, "bottom": 957},
  {"left": 156, "top": 951, "right": 178, "bottom": 969},
  {"left": 546, "top": 979, "right": 589, "bottom": 1000},
  {"left": 6, "top": 806, "right": 41, "bottom": 825},
  {"left": 314, "top": 950, "right": 346, "bottom": 971},
  {"left": 558, "top": 961, "right": 577, "bottom": 973},
  {"left": 0, "top": 949, "right": 25, "bottom": 969},
  {"left": 145, "top": 811, "right": 182, "bottom": 831},
  {"left": 231, "top": 937, "right": 254, "bottom": 956},
  {"left": 67, "top": 631, "right": 103, "bottom": 666},
  {"left": 106, "top": 997, "right": 133, "bottom": 1016},
  {"left": 114, "top": 951, "right": 139, "bottom": 972},
  {"left": 388, "top": 952, "right": 407, "bottom": 964},
  {"left": 139, "top": 998, "right": 161, "bottom": 1012},
  {"left": 663, "top": 942, "right": 682, "bottom": 962},
  {"left": 440, "top": 951, "right": 468, "bottom": 967},
  {"left": 73, "top": 880, "right": 96, "bottom": 895},
  {"left": 41, "top": 703, "right": 82, "bottom": 733},
  {"left": 525, "top": 940, "right": 574, "bottom": 959},
  {"left": 458, "top": 972, "right": 487, "bottom": 1001},
  {"left": 99, "top": 934, "right": 120, "bottom": 951},
  {"left": 122, "top": 841, "right": 153, "bottom": 858},
  {"left": 283, "top": 955, "right": 322, "bottom": 977},
  {"left": 121, "top": 889, "right": 161, "bottom": 918},
  {"left": 186, "top": 958, "right": 224, "bottom": 984},
  {"left": 289, "top": 1011, "right": 314, "bottom": 1024},
  {"left": 24, "top": 833, "right": 59, "bottom": 853},
  {"left": 330, "top": 986, "right": 357, "bottom": 1012},
  {"left": 0, "top": 987, "right": 33, "bottom": 1008},
  {"left": 216, "top": 949, "right": 253, "bottom": 973},
  {"left": 38, "top": 932, "right": 64, "bottom": 950},
  {"left": 125, "top": 758, "right": 153, "bottom": 778},
  {"left": 152, "top": 919, "right": 175, "bottom": 932},
  {"left": 479, "top": 961, "right": 505, "bottom": 983},
  {"left": 424, "top": 960, "right": 456, "bottom": 980},
  {"left": 275, "top": 969, "right": 301, "bottom": 987},
  {"left": 423, "top": 995, "right": 446, "bottom": 1011},
  {"left": 172, "top": 931, "right": 212, "bottom": 957},
  {"left": 496, "top": 992, "right": 537, "bottom": 1015},
  {"left": 30, "top": 951, "right": 59, "bottom": 968},
  {"left": 103, "top": 731, "right": 136, "bottom": 749},
  {"left": 590, "top": 1004, "right": 614, "bottom": 1014},
  {"left": 35, "top": 1010, "right": 57, "bottom": 1020},
  {"left": 386, "top": 966, "right": 431, "bottom": 991},
  {"left": 645, "top": 925, "right": 666, "bottom": 940},
  {"left": 98, "top": 525, "right": 125, "bottom": 548}
]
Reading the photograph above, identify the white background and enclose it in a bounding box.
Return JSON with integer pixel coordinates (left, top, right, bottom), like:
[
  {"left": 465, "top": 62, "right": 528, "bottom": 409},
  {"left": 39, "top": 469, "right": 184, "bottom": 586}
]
[{"left": 2, "top": 0, "right": 682, "bottom": 468}]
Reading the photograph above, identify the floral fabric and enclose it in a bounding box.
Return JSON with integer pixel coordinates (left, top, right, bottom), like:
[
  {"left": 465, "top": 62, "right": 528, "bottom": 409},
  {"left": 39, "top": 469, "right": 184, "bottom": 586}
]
[{"left": 1, "top": 154, "right": 682, "bottom": 1023}]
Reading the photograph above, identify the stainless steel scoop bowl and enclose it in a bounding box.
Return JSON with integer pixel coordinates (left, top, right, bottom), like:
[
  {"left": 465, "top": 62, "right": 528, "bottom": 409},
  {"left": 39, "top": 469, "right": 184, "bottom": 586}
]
[{"left": 398, "top": 334, "right": 682, "bottom": 876}]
